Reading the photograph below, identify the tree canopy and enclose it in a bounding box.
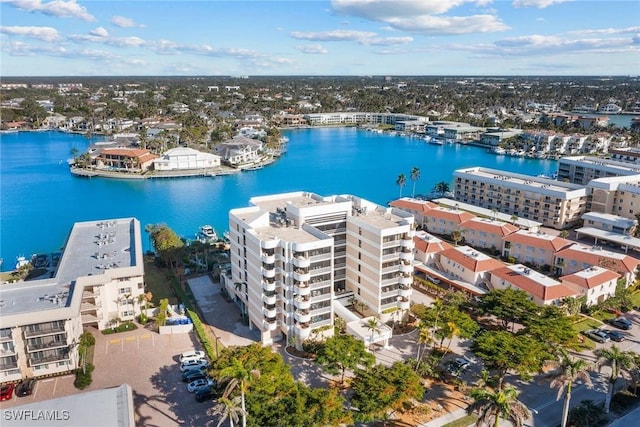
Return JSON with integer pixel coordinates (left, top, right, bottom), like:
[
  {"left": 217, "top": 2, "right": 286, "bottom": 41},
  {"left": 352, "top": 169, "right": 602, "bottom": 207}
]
[{"left": 314, "top": 334, "right": 374, "bottom": 386}]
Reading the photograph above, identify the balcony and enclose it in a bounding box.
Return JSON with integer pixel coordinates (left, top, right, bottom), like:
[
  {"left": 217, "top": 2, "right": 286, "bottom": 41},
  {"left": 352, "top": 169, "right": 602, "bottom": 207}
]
[
  {"left": 0, "top": 359, "right": 18, "bottom": 371},
  {"left": 400, "top": 239, "right": 415, "bottom": 250},
  {"left": 0, "top": 331, "right": 12, "bottom": 343},
  {"left": 261, "top": 253, "right": 275, "bottom": 264},
  {"left": 292, "top": 256, "right": 310, "bottom": 268},
  {"left": 399, "top": 274, "right": 412, "bottom": 285},
  {"left": 0, "top": 345, "right": 16, "bottom": 357},
  {"left": 294, "top": 297, "right": 311, "bottom": 310},
  {"left": 262, "top": 280, "right": 276, "bottom": 292},
  {"left": 399, "top": 297, "right": 410, "bottom": 310},
  {"left": 295, "top": 322, "right": 311, "bottom": 339},
  {"left": 24, "top": 324, "right": 66, "bottom": 338},
  {"left": 294, "top": 310, "right": 311, "bottom": 323},
  {"left": 263, "top": 319, "right": 278, "bottom": 331},
  {"left": 29, "top": 353, "right": 69, "bottom": 366},
  {"left": 262, "top": 267, "right": 275, "bottom": 279},
  {"left": 263, "top": 305, "right": 277, "bottom": 318},
  {"left": 399, "top": 250, "right": 412, "bottom": 261},
  {"left": 27, "top": 338, "right": 68, "bottom": 352},
  {"left": 399, "top": 262, "right": 413, "bottom": 273},
  {"left": 294, "top": 282, "right": 311, "bottom": 296},
  {"left": 293, "top": 269, "right": 311, "bottom": 282},
  {"left": 399, "top": 286, "right": 412, "bottom": 298},
  {"left": 263, "top": 293, "right": 277, "bottom": 305}
]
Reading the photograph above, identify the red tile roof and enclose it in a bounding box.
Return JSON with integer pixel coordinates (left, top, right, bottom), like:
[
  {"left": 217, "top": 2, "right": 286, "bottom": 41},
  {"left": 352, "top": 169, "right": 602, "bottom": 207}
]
[
  {"left": 504, "top": 231, "right": 574, "bottom": 252},
  {"left": 461, "top": 218, "right": 519, "bottom": 237},
  {"left": 439, "top": 246, "right": 504, "bottom": 272},
  {"left": 561, "top": 267, "right": 621, "bottom": 289},
  {"left": 390, "top": 198, "right": 438, "bottom": 213},
  {"left": 414, "top": 234, "right": 453, "bottom": 254},
  {"left": 555, "top": 246, "right": 640, "bottom": 274},
  {"left": 426, "top": 207, "right": 476, "bottom": 224},
  {"left": 491, "top": 266, "right": 579, "bottom": 302}
]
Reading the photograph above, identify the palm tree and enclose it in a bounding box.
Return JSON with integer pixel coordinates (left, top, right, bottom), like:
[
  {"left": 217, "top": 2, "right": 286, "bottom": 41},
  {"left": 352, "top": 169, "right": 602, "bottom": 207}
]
[
  {"left": 396, "top": 174, "right": 407, "bottom": 198},
  {"left": 468, "top": 386, "right": 530, "bottom": 427},
  {"left": 594, "top": 345, "right": 636, "bottom": 413},
  {"left": 212, "top": 396, "right": 244, "bottom": 427},
  {"left": 416, "top": 323, "right": 432, "bottom": 365},
  {"left": 410, "top": 166, "right": 420, "bottom": 198},
  {"left": 219, "top": 358, "right": 260, "bottom": 427},
  {"left": 365, "top": 317, "right": 381, "bottom": 350},
  {"left": 434, "top": 181, "right": 450, "bottom": 197},
  {"left": 450, "top": 229, "right": 464, "bottom": 246},
  {"left": 546, "top": 349, "right": 593, "bottom": 427}
]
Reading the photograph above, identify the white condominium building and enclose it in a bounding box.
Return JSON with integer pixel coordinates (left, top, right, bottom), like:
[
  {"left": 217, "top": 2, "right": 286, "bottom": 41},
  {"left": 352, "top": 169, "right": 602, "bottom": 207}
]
[
  {"left": 587, "top": 175, "right": 640, "bottom": 220},
  {"left": 454, "top": 167, "right": 588, "bottom": 229},
  {"left": 224, "top": 192, "right": 415, "bottom": 348},
  {"left": 557, "top": 156, "right": 640, "bottom": 185},
  {"left": 303, "top": 112, "right": 427, "bottom": 126},
  {"left": 0, "top": 218, "right": 145, "bottom": 382}
]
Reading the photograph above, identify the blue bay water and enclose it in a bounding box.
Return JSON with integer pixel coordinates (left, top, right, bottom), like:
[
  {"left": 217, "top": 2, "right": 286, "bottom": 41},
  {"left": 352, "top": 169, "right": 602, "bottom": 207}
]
[{"left": 0, "top": 128, "right": 557, "bottom": 271}]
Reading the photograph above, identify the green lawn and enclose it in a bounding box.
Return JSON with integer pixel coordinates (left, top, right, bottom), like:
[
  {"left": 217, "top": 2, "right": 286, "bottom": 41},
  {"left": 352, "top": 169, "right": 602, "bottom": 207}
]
[
  {"left": 442, "top": 414, "right": 478, "bottom": 427},
  {"left": 143, "top": 256, "right": 179, "bottom": 305}
]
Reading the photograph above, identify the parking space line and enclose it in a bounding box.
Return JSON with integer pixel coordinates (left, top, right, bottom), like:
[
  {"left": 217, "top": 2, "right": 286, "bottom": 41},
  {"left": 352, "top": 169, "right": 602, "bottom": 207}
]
[
  {"left": 125, "top": 337, "right": 136, "bottom": 341},
  {"left": 52, "top": 378, "right": 58, "bottom": 396},
  {"left": 110, "top": 339, "right": 120, "bottom": 344}
]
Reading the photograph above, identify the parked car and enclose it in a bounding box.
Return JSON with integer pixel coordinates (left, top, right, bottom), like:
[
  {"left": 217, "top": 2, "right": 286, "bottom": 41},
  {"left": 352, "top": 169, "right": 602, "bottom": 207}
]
[
  {"left": 187, "top": 378, "right": 215, "bottom": 393},
  {"left": 445, "top": 358, "right": 471, "bottom": 377},
  {"left": 583, "top": 329, "right": 610, "bottom": 343},
  {"left": 195, "top": 385, "right": 221, "bottom": 403},
  {"left": 608, "top": 317, "right": 633, "bottom": 330},
  {"left": 16, "top": 379, "right": 36, "bottom": 397},
  {"left": 0, "top": 383, "right": 15, "bottom": 401},
  {"left": 603, "top": 329, "right": 626, "bottom": 342},
  {"left": 426, "top": 275, "right": 441, "bottom": 284},
  {"left": 180, "top": 359, "right": 208, "bottom": 372},
  {"left": 182, "top": 366, "right": 208, "bottom": 382},
  {"left": 182, "top": 371, "right": 208, "bottom": 383},
  {"left": 179, "top": 350, "right": 206, "bottom": 363}
]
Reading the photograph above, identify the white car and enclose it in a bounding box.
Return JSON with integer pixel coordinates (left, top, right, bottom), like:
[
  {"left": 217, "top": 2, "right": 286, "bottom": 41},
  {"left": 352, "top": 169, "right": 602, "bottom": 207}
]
[
  {"left": 180, "top": 359, "right": 208, "bottom": 372},
  {"left": 179, "top": 350, "right": 206, "bottom": 363},
  {"left": 187, "top": 378, "right": 214, "bottom": 393}
]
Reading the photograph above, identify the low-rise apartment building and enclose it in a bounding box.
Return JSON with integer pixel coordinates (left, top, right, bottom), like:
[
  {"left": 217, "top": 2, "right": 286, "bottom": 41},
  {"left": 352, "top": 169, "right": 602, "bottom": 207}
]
[
  {"left": 389, "top": 198, "right": 438, "bottom": 228},
  {"left": 502, "top": 230, "right": 573, "bottom": 268},
  {"left": 581, "top": 212, "right": 637, "bottom": 234},
  {"left": 422, "top": 206, "right": 475, "bottom": 236},
  {"left": 223, "top": 192, "right": 415, "bottom": 348},
  {"left": 459, "top": 218, "right": 518, "bottom": 252},
  {"left": 560, "top": 266, "right": 621, "bottom": 306},
  {"left": 303, "top": 112, "right": 428, "bottom": 127},
  {"left": 587, "top": 175, "right": 640, "bottom": 220},
  {"left": 0, "top": 218, "right": 145, "bottom": 382},
  {"left": 437, "top": 245, "right": 503, "bottom": 288},
  {"left": 489, "top": 264, "right": 579, "bottom": 306},
  {"left": 454, "top": 166, "right": 588, "bottom": 229},
  {"left": 413, "top": 231, "right": 453, "bottom": 265},
  {"left": 554, "top": 244, "right": 640, "bottom": 283},
  {"left": 609, "top": 148, "right": 640, "bottom": 165}
]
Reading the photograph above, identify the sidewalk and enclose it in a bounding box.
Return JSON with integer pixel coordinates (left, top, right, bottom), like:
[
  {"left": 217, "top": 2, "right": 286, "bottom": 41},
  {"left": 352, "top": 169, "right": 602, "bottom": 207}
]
[{"left": 421, "top": 408, "right": 469, "bottom": 427}]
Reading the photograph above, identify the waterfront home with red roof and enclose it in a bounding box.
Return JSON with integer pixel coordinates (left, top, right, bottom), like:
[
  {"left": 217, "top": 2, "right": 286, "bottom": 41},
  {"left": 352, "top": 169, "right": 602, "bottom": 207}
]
[
  {"left": 560, "top": 266, "right": 621, "bottom": 306},
  {"left": 423, "top": 206, "right": 475, "bottom": 237},
  {"left": 437, "top": 245, "right": 504, "bottom": 289},
  {"left": 554, "top": 244, "right": 640, "bottom": 283},
  {"left": 389, "top": 198, "right": 437, "bottom": 227},
  {"left": 503, "top": 230, "right": 574, "bottom": 269},
  {"left": 413, "top": 230, "right": 453, "bottom": 265},
  {"left": 489, "top": 264, "right": 579, "bottom": 306},
  {"left": 95, "top": 148, "right": 158, "bottom": 172},
  {"left": 460, "top": 217, "right": 518, "bottom": 253}
]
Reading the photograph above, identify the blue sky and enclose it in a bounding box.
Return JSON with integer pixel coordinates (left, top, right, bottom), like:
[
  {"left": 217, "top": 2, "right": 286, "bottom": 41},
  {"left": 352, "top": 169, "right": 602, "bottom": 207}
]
[{"left": 1, "top": 0, "right": 639, "bottom": 76}]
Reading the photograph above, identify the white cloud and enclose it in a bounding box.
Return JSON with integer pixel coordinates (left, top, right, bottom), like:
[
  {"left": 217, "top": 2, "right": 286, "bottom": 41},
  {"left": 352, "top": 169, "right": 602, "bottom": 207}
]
[
  {"left": 111, "top": 16, "right": 145, "bottom": 28},
  {"left": 89, "top": 27, "right": 108, "bottom": 37},
  {"left": 330, "top": 0, "right": 506, "bottom": 35},
  {"left": 0, "top": 25, "right": 61, "bottom": 42},
  {"left": 568, "top": 26, "right": 640, "bottom": 36},
  {"left": 3, "top": 0, "right": 95, "bottom": 21},
  {"left": 105, "top": 36, "right": 147, "bottom": 48},
  {"left": 512, "top": 0, "right": 572, "bottom": 8},
  {"left": 295, "top": 44, "right": 328, "bottom": 54},
  {"left": 290, "top": 29, "right": 413, "bottom": 45}
]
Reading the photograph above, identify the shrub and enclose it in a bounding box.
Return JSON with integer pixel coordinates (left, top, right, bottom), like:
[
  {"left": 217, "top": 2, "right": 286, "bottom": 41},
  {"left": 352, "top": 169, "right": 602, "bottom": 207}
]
[
  {"left": 137, "top": 313, "right": 149, "bottom": 324},
  {"left": 74, "top": 363, "right": 95, "bottom": 390}
]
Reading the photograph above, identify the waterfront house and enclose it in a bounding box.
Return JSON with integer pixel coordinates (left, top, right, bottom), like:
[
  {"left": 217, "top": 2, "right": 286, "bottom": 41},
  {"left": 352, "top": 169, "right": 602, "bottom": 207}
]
[
  {"left": 553, "top": 244, "right": 640, "bottom": 283},
  {"left": 95, "top": 148, "right": 158, "bottom": 172},
  {"left": 560, "top": 266, "right": 621, "bottom": 306},
  {"left": 153, "top": 147, "right": 221, "bottom": 171},
  {"left": 502, "top": 230, "right": 573, "bottom": 269},
  {"left": 213, "top": 136, "right": 263, "bottom": 166},
  {"left": 489, "top": 264, "right": 579, "bottom": 306},
  {"left": 459, "top": 217, "right": 518, "bottom": 253}
]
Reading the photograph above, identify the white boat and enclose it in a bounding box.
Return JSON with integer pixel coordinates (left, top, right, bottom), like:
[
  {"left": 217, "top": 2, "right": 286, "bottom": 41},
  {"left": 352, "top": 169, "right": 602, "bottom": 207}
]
[
  {"left": 15, "top": 255, "right": 30, "bottom": 270},
  {"left": 429, "top": 139, "right": 444, "bottom": 145},
  {"left": 198, "top": 225, "right": 218, "bottom": 241}
]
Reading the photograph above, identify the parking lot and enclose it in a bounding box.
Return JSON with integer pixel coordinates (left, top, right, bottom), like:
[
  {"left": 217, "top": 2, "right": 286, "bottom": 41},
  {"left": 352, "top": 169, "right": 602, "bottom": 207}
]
[{"left": 0, "top": 325, "right": 218, "bottom": 426}]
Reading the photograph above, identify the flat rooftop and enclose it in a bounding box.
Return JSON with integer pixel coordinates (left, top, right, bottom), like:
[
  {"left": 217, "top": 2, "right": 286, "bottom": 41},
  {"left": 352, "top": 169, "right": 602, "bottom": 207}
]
[
  {"left": 455, "top": 167, "right": 584, "bottom": 194},
  {"left": 0, "top": 218, "right": 138, "bottom": 317}
]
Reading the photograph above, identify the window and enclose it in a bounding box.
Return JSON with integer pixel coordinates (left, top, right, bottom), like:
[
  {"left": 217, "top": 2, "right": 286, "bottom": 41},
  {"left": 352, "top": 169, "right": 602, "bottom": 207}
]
[{"left": 119, "top": 287, "right": 131, "bottom": 294}]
